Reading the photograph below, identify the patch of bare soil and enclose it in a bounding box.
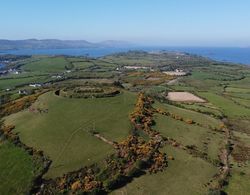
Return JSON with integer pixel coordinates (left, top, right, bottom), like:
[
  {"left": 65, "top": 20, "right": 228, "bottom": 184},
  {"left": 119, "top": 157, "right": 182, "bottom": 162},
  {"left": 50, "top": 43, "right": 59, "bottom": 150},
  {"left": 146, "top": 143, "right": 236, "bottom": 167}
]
[{"left": 167, "top": 92, "right": 206, "bottom": 103}]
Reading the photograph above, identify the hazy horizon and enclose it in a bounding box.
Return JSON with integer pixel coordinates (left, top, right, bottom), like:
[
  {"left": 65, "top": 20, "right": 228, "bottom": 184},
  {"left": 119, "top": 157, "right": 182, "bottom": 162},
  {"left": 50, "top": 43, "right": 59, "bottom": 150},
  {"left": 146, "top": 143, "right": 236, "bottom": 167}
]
[
  {"left": 1, "top": 0, "right": 250, "bottom": 47},
  {"left": 0, "top": 38, "right": 250, "bottom": 48}
]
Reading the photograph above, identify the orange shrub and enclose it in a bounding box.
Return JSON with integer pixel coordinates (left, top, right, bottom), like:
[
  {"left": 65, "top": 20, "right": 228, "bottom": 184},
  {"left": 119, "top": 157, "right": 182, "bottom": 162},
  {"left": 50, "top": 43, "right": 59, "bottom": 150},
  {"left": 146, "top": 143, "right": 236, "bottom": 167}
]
[
  {"left": 71, "top": 181, "right": 81, "bottom": 191},
  {"left": 185, "top": 119, "right": 194, "bottom": 124}
]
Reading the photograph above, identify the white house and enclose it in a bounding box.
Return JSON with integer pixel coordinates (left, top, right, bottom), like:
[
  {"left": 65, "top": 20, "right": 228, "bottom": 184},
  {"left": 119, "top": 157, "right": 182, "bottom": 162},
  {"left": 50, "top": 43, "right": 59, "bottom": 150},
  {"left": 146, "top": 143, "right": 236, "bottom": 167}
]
[
  {"left": 18, "top": 90, "right": 28, "bottom": 95},
  {"left": 29, "top": 83, "right": 42, "bottom": 87}
]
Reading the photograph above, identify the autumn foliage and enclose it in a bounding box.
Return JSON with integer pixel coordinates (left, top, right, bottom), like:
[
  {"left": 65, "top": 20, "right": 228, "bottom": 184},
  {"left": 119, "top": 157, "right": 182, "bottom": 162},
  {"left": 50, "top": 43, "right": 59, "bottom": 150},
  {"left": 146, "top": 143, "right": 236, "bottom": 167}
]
[
  {"left": 128, "top": 93, "right": 167, "bottom": 173},
  {"left": 0, "top": 91, "right": 47, "bottom": 117},
  {"left": 129, "top": 93, "right": 158, "bottom": 137},
  {"left": 41, "top": 167, "right": 103, "bottom": 194}
]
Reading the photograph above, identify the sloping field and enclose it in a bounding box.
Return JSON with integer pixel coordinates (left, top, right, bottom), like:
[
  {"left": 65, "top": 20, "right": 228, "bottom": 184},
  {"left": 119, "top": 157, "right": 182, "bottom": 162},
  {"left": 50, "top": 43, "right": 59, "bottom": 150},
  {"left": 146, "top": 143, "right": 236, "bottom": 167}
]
[
  {"left": 153, "top": 113, "right": 223, "bottom": 161},
  {"left": 225, "top": 131, "right": 250, "bottom": 194},
  {"left": 0, "top": 141, "right": 42, "bottom": 195},
  {"left": 21, "top": 56, "right": 69, "bottom": 73},
  {"left": 153, "top": 101, "right": 221, "bottom": 129},
  {"left": 178, "top": 103, "right": 224, "bottom": 118},
  {"left": 0, "top": 75, "right": 49, "bottom": 90},
  {"left": 4, "top": 91, "right": 136, "bottom": 178},
  {"left": 198, "top": 92, "right": 250, "bottom": 118},
  {"left": 112, "top": 145, "right": 217, "bottom": 195},
  {"left": 225, "top": 87, "right": 250, "bottom": 93},
  {"left": 152, "top": 101, "right": 224, "bottom": 161}
]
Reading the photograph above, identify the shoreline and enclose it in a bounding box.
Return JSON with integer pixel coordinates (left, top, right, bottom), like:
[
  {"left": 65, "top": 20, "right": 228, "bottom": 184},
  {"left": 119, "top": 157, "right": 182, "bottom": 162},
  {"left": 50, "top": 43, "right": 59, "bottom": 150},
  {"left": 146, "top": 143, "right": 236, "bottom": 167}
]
[{"left": 0, "top": 47, "right": 250, "bottom": 66}]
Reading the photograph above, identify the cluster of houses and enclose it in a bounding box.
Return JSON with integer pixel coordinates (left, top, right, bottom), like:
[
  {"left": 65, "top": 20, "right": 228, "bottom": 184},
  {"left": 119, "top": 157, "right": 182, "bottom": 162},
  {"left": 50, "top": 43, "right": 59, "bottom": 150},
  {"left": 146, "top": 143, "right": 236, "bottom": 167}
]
[
  {"left": 117, "top": 65, "right": 188, "bottom": 76},
  {"left": 51, "top": 70, "right": 71, "bottom": 79},
  {"left": 116, "top": 66, "right": 155, "bottom": 72},
  {"left": 0, "top": 68, "right": 21, "bottom": 76},
  {"left": 163, "top": 69, "right": 188, "bottom": 76},
  {"left": 17, "top": 83, "right": 43, "bottom": 95}
]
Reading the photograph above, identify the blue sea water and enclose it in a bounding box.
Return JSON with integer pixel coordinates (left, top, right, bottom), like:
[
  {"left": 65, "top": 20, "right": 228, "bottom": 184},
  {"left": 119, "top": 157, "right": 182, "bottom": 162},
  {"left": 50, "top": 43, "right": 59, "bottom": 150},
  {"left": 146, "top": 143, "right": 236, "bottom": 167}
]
[
  {"left": 0, "top": 63, "right": 5, "bottom": 69},
  {"left": 0, "top": 47, "right": 250, "bottom": 65}
]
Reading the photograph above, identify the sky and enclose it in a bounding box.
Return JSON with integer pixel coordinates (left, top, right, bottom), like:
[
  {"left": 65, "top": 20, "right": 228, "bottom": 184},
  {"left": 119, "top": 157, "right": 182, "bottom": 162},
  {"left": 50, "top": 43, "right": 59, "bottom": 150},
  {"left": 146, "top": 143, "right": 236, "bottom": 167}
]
[{"left": 0, "top": 0, "right": 250, "bottom": 47}]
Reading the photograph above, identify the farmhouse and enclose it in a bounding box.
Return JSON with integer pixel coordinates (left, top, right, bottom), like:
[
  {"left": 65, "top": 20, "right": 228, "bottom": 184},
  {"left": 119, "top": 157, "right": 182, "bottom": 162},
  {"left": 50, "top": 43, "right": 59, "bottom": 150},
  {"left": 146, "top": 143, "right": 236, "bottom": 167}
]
[
  {"left": 124, "top": 66, "right": 149, "bottom": 70},
  {"left": 29, "top": 83, "right": 42, "bottom": 87},
  {"left": 51, "top": 75, "right": 62, "bottom": 79},
  {"left": 18, "top": 89, "right": 28, "bottom": 95}
]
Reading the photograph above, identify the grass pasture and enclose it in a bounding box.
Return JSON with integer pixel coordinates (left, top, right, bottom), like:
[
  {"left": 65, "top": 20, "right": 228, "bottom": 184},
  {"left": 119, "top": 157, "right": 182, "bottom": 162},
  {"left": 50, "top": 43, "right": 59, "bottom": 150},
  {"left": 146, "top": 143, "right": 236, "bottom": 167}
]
[
  {"left": 226, "top": 162, "right": 250, "bottom": 195},
  {"left": 225, "top": 87, "right": 250, "bottom": 93},
  {"left": 4, "top": 90, "right": 136, "bottom": 178},
  {"left": 153, "top": 113, "right": 223, "bottom": 161},
  {"left": 231, "top": 97, "right": 250, "bottom": 108},
  {"left": 190, "top": 71, "right": 235, "bottom": 81},
  {"left": 225, "top": 131, "right": 250, "bottom": 194},
  {"left": 180, "top": 77, "right": 219, "bottom": 91},
  {"left": 198, "top": 92, "right": 250, "bottom": 118},
  {"left": 178, "top": 103, "right": 224, "bottom": 118},
  {"left": 153, "top": 101, "right": 221, "bottom": 129},
  {"left": 72, "top": 61, "right": 94, "bottom": 70},
  {"left": 0, "top": 75, "right": 49, "bottom": 90},
  {"left": 0, "top": 141, "right": 43, "bottom": 195},
  {"left": 226, "top": 92, "right": 250, "bottom": 100},
  {"left": 112, "top": 145, "right": 217, "bottom": 195},
  {"left": 21, "top": 56, "right": 69, "bottom": 73},
  {"left": 229, "top": 77, "right": 250, "bottom": 89}
]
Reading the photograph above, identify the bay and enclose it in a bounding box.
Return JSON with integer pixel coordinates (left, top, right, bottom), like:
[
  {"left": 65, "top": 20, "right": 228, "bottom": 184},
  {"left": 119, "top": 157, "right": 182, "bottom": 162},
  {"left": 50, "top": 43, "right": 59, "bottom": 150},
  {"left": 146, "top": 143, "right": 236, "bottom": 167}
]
[{"left": 0, "top": 47, "right": 250, "bottom": 65}]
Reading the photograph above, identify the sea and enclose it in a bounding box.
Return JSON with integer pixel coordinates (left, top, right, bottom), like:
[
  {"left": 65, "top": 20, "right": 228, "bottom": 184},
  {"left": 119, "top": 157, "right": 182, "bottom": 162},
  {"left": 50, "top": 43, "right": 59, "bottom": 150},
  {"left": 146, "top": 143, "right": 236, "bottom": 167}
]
[
  {"left": 0, "top": 47, "right": 250, "bottom": 66},
  {"left": 0, "top": 63, "right": 5, "bottom": 69}
]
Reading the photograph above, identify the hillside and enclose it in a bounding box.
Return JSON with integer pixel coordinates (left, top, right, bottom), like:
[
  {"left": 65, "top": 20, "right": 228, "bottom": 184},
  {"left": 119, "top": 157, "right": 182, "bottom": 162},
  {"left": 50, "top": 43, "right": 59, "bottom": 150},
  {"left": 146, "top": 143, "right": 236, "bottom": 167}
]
[{"left": 0, "top": 51, "right": 249, "bottom": 195}]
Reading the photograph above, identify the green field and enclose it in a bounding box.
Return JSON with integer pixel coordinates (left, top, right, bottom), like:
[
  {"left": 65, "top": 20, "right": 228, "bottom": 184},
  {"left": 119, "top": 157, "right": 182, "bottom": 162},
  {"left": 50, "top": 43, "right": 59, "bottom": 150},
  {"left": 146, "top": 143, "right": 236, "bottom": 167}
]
[
  {"left": 4, "top": 91, "right": 136, "bottom": 178},
  {"left": 190, "top": 71, "right": 237, "bottom": 81},
  {"left": 198, "top": 92, "right": 250, "bottom": 118},
  {"left": 72, "top": 61, "right": 94, "bottom": 69},
  {"left": 112, "top": 145, "right": 217, "bottom": 195},
  {"left": 151, "top": 101, "right": 224, "bottom": 162},
  {"left": 153, "top": 113, "right": 223, "bottom": 161},
  {"left": 0, "top": 75, "right": 49, "bottom": 90},
  {"left": 0, "top": 141, "right": 43, "bottom": 195},
  {"left": 225, "top": 87, "right": 250, "bottom": 93},
  {"left": 226, "top": 92, "right": 250, "bottom": 99},
  {"left": 226, "top": 163, "right": 250, "bottom": 194},
  {"left": 153, "top": 101, "right": 221, "bottom": 129},
  {"left": 231, "top": 97, "right": 250, "bottom": 108},
  {"left": 21, "top": 56, "right": 70, "bottom": 73},
  {"left": 177, "top": 103, "right": 224, "bottom": 118},
  {"left": 225, "top": 131, "right": 250, "bottom": 194}
]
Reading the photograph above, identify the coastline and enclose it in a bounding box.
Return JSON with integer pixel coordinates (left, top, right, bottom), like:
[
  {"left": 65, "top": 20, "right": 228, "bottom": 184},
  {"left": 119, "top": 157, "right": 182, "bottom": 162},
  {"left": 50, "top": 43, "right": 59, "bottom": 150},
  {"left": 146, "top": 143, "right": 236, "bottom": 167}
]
[{"left": 0, "top": 47, "right": 250, "bottom": 66}]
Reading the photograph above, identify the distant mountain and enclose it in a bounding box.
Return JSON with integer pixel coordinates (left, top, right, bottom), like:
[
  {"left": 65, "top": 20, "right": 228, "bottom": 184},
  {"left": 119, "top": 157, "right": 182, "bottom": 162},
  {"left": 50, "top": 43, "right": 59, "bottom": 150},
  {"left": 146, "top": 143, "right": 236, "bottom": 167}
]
[{"left": 0, "top": 39, "right": 132, "bottom": 50}]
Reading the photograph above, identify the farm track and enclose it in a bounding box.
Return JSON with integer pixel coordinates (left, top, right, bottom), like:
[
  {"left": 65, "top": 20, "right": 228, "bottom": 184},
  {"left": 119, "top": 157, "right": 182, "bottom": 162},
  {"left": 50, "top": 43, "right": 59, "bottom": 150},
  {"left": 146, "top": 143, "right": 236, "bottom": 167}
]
[
  {"left": 52, "top": 120, "right": 117, "bottom": 163},
  {"left": 93, "top": 133, "right": 115, "bottom": 146},
  {"left": 52, "top": 120, "right": 94, "bottom": 167}
]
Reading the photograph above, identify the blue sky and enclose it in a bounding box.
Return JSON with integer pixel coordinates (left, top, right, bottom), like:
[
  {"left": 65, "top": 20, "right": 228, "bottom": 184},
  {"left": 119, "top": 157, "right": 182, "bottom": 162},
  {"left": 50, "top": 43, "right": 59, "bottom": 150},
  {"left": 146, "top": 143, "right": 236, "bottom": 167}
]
[{"left": 0, "top": 0, "right": 250, "bottom": 46}]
